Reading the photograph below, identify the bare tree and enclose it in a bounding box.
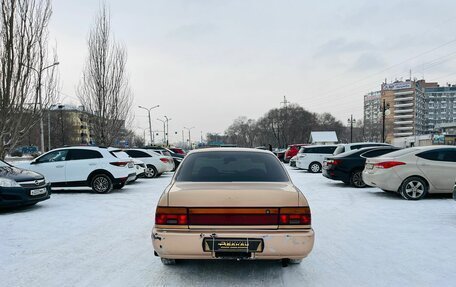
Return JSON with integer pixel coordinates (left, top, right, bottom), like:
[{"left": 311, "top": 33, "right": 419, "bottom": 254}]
[
  {"left": 77, "top": 4, "right": 132, "bottom": 147},
  {"left": 0, "top": 0, "right": 58, "bottom": 158}
]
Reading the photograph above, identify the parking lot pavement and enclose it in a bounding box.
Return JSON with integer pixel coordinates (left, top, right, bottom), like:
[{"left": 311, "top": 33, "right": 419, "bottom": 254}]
[{"left": 1, "top": 167, "right": 456, "bottom": 287}]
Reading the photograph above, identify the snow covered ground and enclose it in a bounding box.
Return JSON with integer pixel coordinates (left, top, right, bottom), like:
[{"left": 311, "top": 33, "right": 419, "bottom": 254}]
[{"left": 1, "top": 166, "right": 456, "bottom": 287}]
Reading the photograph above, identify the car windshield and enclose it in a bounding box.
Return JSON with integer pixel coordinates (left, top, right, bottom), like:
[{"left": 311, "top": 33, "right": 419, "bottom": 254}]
[
  {"left": 333, "top": 145, "right": 345, "bottom": 155},
  {"left": 175, "top": 151, "right": 289, "bottom": 182},
  {"left": 0, "top": 160, "right": 10, "bottom": 167},
  {"left": 110, "top": 150, "right": 130, "bottom": 159}
]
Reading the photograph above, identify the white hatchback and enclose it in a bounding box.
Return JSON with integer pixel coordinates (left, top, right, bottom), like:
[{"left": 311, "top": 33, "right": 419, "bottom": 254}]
[{"left": 18, "top": 146, "right": 136, "bottom": 193}]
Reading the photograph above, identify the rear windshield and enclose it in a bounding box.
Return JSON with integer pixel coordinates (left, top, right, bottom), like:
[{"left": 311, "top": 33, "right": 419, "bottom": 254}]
[
  {"left": 378, "top": 148, "right": 417, "bottom": 158},
  {"left": 175, "top": 151, "right": 289, "bottom": 182}
]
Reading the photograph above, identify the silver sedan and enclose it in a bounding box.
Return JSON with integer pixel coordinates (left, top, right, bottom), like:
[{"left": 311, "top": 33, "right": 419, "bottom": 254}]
[{"left": 362, "top": 146, "right": 456, "bottom": 200}]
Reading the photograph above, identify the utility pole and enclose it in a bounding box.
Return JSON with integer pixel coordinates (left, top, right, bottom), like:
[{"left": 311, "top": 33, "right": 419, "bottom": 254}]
[
  {"left": 48, "top": 105, "right": 54, "bottom": 151},
  {"left": 181, "top": 130, "right": 184, "bottom": 147},
  {"left": 184, "top": 126, "right": 195, "bottom": 150},
  {"left": 58, "top": 105, "right": 65, "bottom": 146},
  {"left": 138, "top": 105, "right": 159, "bottom": 145},
  {"left": 347, "top": 115, "right": 355, "bottom": 143}
]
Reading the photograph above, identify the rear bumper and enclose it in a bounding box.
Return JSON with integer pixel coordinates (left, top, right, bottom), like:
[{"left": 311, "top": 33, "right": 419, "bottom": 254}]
[
  {"left": 362, "top": 170, "right": 402, "bottom": 191},
  {"left": 323, "top": 168, "right": 349, "bottom": 182},
  {"left": 152, "top": 228, "right": 314, "bottom": 260}
]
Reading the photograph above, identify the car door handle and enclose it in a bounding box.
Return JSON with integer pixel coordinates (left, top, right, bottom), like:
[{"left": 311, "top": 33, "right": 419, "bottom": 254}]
[
  {"left": 56, "top": 165, "right": 64, "bottom": 168},
  {"left": 89, "top": 163, "right": 97, "bottom": 166}
]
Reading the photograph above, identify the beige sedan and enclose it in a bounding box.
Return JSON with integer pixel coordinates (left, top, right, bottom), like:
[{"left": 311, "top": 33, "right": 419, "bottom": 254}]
[
  {"left": 152, "top": 148, "right": 314, "bottom": 265},
  {"left": 363, "top": 146, "right": 456, "bottom": 200}
]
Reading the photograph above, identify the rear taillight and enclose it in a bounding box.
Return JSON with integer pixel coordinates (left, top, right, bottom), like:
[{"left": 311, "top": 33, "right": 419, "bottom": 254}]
[
  {"left": 110, "top": 161, "right": 130, "bottom": 167},
  {"left": 326, "top": 159, "right": 342, "bottom": 166},
  {"left": 160, "top": 158, "right": 168, "bottom": 163},
  {"left": 279, "top": 207, "right": 311, "bottom": 225},
  {"left": 155, "top": 207, "right": 188, "bottom": 225},
  {"left": 374, "top": 161, "right": 406, "bottom": 169}
]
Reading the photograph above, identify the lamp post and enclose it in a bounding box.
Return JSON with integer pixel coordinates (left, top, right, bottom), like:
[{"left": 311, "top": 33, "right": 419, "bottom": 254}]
[
  {"left": 164, "top": 116, "right": 172, "bottom": 147},
  {"left": 184, "top": 126, "right": 195, "bottom": 150},
  {"left": 21, "top": 61, "right": 60, "bottom": 152},
  {"left": 381, "top": 100, "right": 391, "bottom": 143},
  {"left": 347, "top": 115, "right": 356, "bottom": 143},
  {"left": 138, "top": 105, "right": 159, "bottom": 145},
  {"left": 157, "top": 118, "right": 166, "bottom": 145}
]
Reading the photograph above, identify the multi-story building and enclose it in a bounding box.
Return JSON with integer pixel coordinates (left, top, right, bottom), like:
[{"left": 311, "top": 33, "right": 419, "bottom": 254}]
[
  {"left": 380, "top": 80, "right": 427, "bottom": 143},
  {"left": 363, "top": 91, "right": 382, "bottom": 142},
  {"left": 424, "top": 84, "right": 456, "bottom": 132}
]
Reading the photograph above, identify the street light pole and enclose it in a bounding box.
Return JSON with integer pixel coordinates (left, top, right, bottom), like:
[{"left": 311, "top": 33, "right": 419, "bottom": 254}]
[
  {"left": 381, "top": 99, "right": 390, "bottom": 143},
  {"left": 157, "top": 118, "right": 166, "bottom": 145},
  {"left": 138, "top": 105, "right": 159, "bottom": 145},
  {"left": 164, "top": 116, "right": 172, "bottom": 147},
  {"left": 184, "top": 126, "right": 195, "bottom": 150},
  {"left": 21, "top": 61, "right": 60, "bottom": 152},
  {"left": 347, "top": 115, "right": 355, "bottom": 143}
]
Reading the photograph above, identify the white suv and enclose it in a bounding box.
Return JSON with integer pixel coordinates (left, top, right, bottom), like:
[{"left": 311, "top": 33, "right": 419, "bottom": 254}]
[
  {"left": 18, "top": 146, "right": 136, "bottom": 193},
  {"left": 296, "top": 145, "right": 338, "bottom": 173},
  {"left": 124, "top": 149, "right": 174, "bottom": 178}
]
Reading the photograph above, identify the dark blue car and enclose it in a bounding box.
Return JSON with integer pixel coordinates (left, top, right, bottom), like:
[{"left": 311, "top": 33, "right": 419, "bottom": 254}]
[{"left": 0, "top": 160, "right": 51, "bottom": 208}]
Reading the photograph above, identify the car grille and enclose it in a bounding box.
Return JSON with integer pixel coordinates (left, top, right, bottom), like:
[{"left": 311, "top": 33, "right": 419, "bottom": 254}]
[{"left": 18, "top": 179, "right": 46, "bottom": 188}]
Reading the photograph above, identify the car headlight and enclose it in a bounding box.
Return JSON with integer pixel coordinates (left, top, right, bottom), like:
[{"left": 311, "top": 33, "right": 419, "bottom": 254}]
[{"left": 0, "top": 177, "right": 21, "bottom": 187}]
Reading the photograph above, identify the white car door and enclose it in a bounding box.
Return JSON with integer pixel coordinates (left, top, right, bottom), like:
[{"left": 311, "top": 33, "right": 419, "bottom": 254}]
[
  {"left": 65, "top": 149, "right": 102, "bottom": 183},
  {"left": 28, "top": 149, "right": 68, "bottom": 184},
  {"left": 416, "top": 148, "right": 456, "bottom": 191}
]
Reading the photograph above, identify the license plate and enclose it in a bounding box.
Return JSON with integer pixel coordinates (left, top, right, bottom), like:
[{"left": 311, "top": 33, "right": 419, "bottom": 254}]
[
  {"left": 203, "top": 238, "right": 263, "bottom": 253},
  {"left": 30, "top": 188, "right": 47, "bottom": 196},
  {"left": 366, "top": 163, "right": 374, "bottom": 170}
]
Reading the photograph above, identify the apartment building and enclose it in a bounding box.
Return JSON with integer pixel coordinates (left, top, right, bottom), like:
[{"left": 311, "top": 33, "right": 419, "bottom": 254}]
[
  {"left": 424, "top": 84, "right": 456, "bottom": 132},
  {"left": 380, "top": 80, "right": 427, "bottom": 143},
  {"left": 363, "top": 91, "right": 382, "bottom": 142}
]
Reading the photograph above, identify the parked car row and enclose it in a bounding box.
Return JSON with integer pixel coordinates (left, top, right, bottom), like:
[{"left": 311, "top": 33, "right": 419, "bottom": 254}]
[
  {"left": 0, "top": 145, "right": 187, "bottom": 208},
  {"left": 286, "top": 142, "right": 456, "bottom": 201}
]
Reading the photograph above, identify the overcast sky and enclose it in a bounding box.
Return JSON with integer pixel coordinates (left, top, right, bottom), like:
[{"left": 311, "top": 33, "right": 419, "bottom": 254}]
[{"left": 51, "top": 0, "right": 456, "bottom": 143}]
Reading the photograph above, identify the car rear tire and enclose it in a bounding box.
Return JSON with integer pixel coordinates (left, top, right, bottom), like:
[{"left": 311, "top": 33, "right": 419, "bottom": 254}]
[
  {"left": 161, "top": 258, "right": 176, "bottom": 265},
  {"left": 91, "top": 174, "right": 113, "bottom": 194},
  {"left": 144, "top": 165, "right": 158, "bottom": 178},
  {"left": 350, "top": 170, "right": 366, "bottom": 188},
  {"left": 289, "top": 259, "right": 303, "bottom": 264},
  {"left": 400, "top": 177, "right": 428, "bottom": 200},
  {"left": 308, "top": 162, "right": 322, "bottom": 173}
]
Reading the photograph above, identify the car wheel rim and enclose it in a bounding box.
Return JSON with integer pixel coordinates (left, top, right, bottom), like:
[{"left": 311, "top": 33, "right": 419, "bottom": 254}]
[
  {"left": 311, "top": 164, "right": 319, "bottom": 172},
  {"left": 405, "top": 181, "right": 424, "bottom": 198},
  {"left": 352, "top": 172, "right": 365, "bottom": 187},
  {"left": 145, "top": 168, "right": 155, "bottom": 178},
  {"left": 94, "top": 177, "right": 109, "bottom": 192}
]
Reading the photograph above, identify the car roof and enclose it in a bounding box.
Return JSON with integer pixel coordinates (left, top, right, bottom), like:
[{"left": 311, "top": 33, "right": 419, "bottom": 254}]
[
  {"left": 302, "top": 144, "right": 337, "bottom": 148},
  {"left": 52, "top": 146, "right": 108, "bottom": 151},
  {"left": 338, "top": 142, "right": 390, "bottom": 147},
  {"left": 189, "top": 147, "right": 273, "bottom": 154},
  {"left": 412, "top": 145, "right": 456, "bottom": 151}
]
